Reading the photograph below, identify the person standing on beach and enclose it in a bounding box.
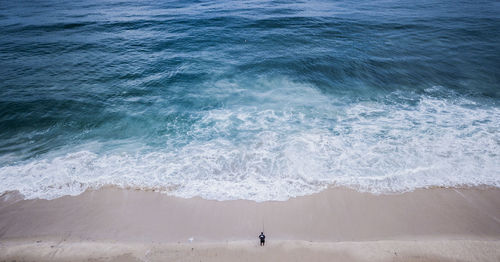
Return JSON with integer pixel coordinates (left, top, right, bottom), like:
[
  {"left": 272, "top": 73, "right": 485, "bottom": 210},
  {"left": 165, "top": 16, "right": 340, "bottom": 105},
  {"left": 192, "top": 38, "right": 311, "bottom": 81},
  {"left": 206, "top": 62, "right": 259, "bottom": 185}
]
[{"left": 259, "top": 232, "right": 265, "bottom": 246}]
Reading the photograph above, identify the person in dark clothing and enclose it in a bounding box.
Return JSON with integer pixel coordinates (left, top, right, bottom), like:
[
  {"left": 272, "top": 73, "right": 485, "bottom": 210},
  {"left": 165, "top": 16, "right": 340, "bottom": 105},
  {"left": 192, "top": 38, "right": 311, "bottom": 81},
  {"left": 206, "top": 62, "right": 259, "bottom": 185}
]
[{"left": 259, "top": 232, "right": 265, "bottom": 246}]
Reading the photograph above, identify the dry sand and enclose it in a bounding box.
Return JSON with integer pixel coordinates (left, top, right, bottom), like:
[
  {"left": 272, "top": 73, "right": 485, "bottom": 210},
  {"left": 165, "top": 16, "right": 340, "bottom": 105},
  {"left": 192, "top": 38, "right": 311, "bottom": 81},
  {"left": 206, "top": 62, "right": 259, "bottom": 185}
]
[
  {"left": 1, "top": 187, "right": 499, "bottom": 261},
  {"left": 2, "top": 239, "right": 499, "bottom": 262}
]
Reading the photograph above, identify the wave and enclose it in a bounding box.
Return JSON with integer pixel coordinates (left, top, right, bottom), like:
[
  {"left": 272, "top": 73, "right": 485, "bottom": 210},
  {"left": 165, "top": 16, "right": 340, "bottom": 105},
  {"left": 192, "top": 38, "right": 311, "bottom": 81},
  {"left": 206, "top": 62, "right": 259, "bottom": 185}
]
[{"left": 1, "top": 81, "right": 499, "bottom": 201}]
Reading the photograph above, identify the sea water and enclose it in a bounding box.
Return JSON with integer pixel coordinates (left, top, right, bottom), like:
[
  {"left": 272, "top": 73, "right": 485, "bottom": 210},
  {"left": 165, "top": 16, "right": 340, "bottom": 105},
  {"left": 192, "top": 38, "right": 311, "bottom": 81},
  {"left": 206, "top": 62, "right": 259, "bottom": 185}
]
[{"left": 0, "top": 0, "right": 499, "bottom": 201}]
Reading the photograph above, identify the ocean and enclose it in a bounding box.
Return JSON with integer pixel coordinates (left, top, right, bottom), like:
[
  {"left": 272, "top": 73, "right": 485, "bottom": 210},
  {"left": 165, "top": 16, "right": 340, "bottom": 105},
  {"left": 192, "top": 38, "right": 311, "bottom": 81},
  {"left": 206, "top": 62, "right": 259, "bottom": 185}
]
[{"left": 0, "top": 0, "right": 499, "bottom": 201}]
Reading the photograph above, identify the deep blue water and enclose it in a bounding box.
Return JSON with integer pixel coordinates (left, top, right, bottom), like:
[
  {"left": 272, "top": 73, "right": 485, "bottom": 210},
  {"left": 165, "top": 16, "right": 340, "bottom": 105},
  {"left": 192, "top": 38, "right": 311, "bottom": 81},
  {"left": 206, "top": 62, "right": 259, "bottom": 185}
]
[{"left": 0, "top": 0, "right": 499, "bottom": 200}]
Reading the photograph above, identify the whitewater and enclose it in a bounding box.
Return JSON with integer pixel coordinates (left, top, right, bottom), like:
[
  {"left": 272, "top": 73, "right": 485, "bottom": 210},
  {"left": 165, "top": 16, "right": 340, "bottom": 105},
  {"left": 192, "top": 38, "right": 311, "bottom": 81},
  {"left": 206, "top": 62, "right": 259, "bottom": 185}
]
[{"left": 0, "top": 0, "right": 499, "bottom": 201}]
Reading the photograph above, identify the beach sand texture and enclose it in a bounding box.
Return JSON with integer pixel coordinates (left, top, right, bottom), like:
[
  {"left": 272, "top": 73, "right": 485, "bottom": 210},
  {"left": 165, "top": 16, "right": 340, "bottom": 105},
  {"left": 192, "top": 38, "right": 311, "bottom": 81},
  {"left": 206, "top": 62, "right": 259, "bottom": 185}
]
[{"left": 1, "top": 187, "right": 499, "bottom": 261}]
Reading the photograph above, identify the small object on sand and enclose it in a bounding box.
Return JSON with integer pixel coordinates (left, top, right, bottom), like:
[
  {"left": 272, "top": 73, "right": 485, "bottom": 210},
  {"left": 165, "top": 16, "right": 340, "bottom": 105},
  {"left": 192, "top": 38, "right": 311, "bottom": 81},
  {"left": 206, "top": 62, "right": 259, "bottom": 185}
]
[
  {"left": 188, "top": 237, "right": 194, "bottom": 243},
  {"left": 259, "top": 232, "right": 265, "bottom": 246}
]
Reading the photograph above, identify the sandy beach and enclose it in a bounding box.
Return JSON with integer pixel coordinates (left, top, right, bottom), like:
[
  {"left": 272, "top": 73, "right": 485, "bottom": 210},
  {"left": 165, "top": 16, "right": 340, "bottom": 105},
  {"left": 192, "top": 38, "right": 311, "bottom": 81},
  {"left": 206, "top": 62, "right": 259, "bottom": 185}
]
[
  {"left": 1, "top": 187, "right": 499, "bottom": 261},
  {"left": 2, "top": 0, "right": 500, "bottom": 261}
]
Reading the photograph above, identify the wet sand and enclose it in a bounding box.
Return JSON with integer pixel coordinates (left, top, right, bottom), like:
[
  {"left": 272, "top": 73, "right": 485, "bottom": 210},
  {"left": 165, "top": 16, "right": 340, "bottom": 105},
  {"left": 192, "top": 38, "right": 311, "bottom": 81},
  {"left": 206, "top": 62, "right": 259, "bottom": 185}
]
[{"left": 1, "top": 187, "right": 499, "bottom": 261}]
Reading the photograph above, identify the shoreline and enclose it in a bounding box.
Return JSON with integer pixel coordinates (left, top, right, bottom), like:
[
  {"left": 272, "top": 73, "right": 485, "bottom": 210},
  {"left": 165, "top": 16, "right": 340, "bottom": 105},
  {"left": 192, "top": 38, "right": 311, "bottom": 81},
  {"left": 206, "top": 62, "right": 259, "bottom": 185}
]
[{"left": 1, "top": 186, "right": 499, "bottom": 261}]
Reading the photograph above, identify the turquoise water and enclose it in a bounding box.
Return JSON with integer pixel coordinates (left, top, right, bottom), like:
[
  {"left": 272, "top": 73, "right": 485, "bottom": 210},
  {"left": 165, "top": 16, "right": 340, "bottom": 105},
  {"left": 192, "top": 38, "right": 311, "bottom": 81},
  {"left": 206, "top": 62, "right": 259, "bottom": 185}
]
[{"left": 0, "top": 0, "right": 499, "bottom": 200}]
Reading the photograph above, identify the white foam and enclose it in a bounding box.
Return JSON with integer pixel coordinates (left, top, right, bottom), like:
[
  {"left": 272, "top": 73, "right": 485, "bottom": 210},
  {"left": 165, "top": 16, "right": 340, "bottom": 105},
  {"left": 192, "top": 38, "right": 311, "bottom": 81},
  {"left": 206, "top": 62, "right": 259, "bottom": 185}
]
[{"left": 1, "top": 80, "right": 499, "bottom": 201}]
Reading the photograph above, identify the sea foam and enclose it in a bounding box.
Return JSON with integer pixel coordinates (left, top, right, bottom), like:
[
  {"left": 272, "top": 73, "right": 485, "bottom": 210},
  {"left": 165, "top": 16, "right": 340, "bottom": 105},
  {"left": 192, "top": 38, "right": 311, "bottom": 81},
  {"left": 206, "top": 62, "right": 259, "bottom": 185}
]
[{"left": 1, "top": 81, "right": 499, "bottom": 201}]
